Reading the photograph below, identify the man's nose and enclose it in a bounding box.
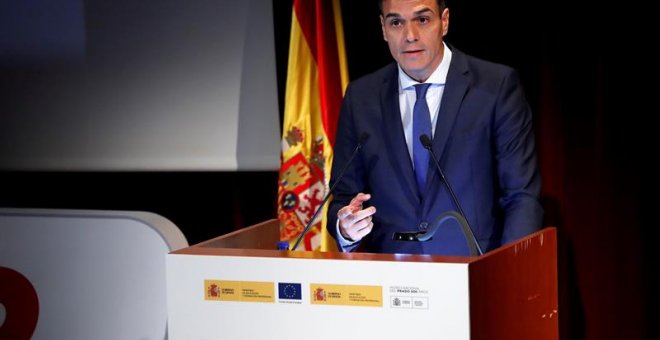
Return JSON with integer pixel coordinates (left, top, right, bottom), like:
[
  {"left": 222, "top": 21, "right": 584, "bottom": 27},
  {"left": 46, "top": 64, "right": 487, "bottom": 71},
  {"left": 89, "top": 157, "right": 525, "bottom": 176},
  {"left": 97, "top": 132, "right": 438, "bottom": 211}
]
[{"left": 405, "top": 25, "right": 419, "bottom": 42}]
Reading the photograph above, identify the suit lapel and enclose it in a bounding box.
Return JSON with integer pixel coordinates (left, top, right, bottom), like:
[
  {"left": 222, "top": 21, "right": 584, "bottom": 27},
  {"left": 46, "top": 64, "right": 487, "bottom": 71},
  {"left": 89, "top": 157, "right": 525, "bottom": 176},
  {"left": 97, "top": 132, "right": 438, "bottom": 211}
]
[
  {"left": 380, "top": 65, "right": 421, "bottom": 204},
  {"left": 423, "top": 49, "right": 470, "bottom": 208}
]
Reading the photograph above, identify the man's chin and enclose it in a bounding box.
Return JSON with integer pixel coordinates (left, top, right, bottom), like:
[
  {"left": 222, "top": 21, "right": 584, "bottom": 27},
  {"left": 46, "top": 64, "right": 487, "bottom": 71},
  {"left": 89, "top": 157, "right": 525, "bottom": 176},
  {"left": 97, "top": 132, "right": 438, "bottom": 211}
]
[{"left": 400, "top": 64, "right": 428, "bottom": 81}]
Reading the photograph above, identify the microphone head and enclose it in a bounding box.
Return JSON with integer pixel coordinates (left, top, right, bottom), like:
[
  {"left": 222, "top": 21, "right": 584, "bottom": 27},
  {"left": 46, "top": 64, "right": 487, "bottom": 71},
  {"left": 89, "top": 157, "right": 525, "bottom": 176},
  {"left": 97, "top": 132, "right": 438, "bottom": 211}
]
[
  {"left": 359, "top": 132, "right": 370, "bottom": 145},
  {"left": 419, "top": 134, "right": 432, "bottom": 149}
]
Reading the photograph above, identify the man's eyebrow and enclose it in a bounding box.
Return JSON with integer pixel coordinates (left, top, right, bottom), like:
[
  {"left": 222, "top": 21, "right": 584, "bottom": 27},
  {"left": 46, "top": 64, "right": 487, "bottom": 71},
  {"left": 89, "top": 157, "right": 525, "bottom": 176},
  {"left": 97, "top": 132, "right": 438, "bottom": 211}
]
[
  {"left": 384, "top": 7, "right": 433, "bottom": 19},
  {"left": 413, "top": 8, "right": 433, "bottom": 16}
]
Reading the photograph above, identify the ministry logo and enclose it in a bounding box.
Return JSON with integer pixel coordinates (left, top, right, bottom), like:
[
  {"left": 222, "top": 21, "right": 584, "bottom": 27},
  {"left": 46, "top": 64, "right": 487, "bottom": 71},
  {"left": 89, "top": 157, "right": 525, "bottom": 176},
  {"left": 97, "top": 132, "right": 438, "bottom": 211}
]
[{"left": 278, "top": 282, "right": 302, "bottom": 300}]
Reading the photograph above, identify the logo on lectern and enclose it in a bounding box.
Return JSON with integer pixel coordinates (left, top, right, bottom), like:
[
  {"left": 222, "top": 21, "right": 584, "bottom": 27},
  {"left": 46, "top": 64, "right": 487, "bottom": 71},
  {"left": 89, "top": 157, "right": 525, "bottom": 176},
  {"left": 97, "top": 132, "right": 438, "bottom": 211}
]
[
  {"left": 313, "top": 287, "right": 326, "bottom": 302},
  {"left": 310, "top": 283, "right": 383, "bottom": 307},
  {"left": 278, "top": 283, "right": 302, "bottom": 300},
  {"left": 204, "top": 280, "right": 274, "bottom": 303},
  {"left": 207, "top": 283, "right": 220, "bottom": 299}
]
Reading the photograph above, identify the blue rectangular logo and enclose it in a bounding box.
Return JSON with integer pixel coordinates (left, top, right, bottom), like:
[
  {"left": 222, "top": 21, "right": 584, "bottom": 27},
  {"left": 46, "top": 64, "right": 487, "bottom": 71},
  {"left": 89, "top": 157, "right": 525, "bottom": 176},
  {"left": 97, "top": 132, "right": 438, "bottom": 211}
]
[{"left": 278, "top": 282, "right": 302, "bottom": 300}]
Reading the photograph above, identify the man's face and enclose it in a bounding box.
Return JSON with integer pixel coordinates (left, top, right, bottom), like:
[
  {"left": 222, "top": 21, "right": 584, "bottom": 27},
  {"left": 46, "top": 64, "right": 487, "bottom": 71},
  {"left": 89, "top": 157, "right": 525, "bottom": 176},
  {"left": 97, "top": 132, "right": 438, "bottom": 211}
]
[{"left": 380, "top": 0, "right": 449, "bottom": 82}]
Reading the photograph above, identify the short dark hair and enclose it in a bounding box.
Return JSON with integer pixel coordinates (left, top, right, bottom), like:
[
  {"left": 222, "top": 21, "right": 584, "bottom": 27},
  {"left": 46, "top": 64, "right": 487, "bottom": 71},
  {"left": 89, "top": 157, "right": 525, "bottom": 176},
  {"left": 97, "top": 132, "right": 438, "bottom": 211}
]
[{"left": 378, "top": 0, "right": 447, "bottom": 14}]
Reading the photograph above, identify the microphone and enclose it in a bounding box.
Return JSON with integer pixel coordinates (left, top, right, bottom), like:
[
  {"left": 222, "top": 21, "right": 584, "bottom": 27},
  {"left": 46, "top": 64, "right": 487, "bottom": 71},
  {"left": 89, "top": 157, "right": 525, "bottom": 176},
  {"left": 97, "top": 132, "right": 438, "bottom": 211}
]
[
  {"left": 418, "top": 134, "right": 483, "bottom": 255},
  {"left": 392, "top": 211, "right": 480, "bottom": 256},
  {"left": 290, "top": 132, "right": 370, "bottom": 250}
]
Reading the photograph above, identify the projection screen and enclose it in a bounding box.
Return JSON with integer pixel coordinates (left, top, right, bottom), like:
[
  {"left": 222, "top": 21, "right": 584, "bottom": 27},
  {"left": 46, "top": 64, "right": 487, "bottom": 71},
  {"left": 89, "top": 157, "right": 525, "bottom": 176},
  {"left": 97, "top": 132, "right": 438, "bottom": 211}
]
[{"left": 0, "top": 0, "right": 279, "bottom": 171}]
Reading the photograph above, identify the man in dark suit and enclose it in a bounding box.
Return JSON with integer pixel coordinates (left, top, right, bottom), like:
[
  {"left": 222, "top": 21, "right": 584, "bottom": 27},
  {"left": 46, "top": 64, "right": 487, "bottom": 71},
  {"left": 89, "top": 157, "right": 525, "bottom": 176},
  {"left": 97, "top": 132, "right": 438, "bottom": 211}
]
[{"left": 326, "top": 0, "right": 543, "bottom": 255}]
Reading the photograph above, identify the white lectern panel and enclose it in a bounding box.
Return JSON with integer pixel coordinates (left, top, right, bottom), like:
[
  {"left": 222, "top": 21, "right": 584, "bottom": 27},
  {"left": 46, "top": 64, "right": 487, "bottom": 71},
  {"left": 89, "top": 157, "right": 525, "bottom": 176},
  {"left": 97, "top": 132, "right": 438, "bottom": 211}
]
[{"left": 167, "top": 254, "right": 470, "bottom": 340}]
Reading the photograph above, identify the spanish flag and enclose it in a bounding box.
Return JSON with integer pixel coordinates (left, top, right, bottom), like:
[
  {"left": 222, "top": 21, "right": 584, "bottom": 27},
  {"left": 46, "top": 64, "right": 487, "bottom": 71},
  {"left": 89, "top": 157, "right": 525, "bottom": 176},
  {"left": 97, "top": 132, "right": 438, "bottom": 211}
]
[{"left": 278, "top": 0, "right": 348, "bottom": 251}]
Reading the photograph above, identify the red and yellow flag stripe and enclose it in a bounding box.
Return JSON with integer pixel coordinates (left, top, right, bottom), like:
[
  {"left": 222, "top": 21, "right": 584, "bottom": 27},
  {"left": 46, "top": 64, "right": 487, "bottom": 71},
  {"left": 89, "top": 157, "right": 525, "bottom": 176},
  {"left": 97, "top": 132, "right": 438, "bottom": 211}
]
[{"left": 278, "top": 0, "right": 348, "bottom": 251}]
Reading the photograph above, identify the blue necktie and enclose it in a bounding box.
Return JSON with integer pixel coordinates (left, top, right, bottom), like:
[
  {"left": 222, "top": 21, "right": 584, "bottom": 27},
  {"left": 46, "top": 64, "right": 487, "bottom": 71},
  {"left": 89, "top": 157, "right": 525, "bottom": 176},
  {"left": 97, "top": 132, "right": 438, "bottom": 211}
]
[{"left": 413, "top": 83, "right": 432, "bottom": 196}]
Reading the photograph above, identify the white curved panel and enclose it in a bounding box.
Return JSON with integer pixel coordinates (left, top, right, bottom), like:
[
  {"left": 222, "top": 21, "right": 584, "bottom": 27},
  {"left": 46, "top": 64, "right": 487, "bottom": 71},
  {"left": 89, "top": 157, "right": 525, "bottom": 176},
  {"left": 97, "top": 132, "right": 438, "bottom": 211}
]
[{"left": 0, "top": 208, "right": 188, "bottom": 340}]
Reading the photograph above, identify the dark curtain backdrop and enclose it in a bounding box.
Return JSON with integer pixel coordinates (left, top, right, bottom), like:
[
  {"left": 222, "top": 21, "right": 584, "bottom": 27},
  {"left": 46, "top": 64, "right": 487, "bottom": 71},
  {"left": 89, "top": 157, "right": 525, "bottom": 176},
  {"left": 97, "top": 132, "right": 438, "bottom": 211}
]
[{"left": 2, "top": 1, "right": 652, "bottom": 339}]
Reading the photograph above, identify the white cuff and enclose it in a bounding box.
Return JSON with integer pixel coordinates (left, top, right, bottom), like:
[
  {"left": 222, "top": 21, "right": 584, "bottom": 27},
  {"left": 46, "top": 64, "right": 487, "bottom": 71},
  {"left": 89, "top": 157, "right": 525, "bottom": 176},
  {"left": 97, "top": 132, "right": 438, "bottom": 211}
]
[{"left": 335, "top": 219, "right": 359, "bottom": 251}]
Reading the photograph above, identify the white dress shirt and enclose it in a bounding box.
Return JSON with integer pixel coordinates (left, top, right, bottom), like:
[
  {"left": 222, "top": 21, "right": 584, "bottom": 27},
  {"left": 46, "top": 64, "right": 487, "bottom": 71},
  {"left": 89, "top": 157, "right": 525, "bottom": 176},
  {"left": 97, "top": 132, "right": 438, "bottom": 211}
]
[{"left": 397, "top": 42, "right": 452, "bottom": 165}]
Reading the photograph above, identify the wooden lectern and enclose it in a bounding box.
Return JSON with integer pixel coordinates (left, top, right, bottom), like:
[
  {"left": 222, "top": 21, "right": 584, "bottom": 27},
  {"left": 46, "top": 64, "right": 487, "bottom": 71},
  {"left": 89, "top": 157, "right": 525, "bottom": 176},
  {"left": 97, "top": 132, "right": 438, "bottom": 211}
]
[{"left": 167, "top": 219, "right": 558, "bottom": 340}]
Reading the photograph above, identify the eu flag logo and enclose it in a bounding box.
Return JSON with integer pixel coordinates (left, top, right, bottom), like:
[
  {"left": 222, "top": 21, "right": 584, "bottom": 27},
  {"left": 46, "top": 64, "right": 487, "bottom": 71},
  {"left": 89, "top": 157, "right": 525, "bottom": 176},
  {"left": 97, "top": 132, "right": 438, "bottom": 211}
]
[{"left": 278, "top": 282, "right": 302, "bottom": 300}]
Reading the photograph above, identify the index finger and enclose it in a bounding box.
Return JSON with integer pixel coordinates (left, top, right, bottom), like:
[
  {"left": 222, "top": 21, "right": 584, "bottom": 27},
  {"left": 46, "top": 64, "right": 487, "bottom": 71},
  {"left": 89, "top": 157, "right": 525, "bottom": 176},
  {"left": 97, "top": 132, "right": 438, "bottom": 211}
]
[
  {"left": 349, "top": 193, "right": 371, "bottom": 207},
  {"left": 348, "top": 206, "right": 376, "bottom": 223}
]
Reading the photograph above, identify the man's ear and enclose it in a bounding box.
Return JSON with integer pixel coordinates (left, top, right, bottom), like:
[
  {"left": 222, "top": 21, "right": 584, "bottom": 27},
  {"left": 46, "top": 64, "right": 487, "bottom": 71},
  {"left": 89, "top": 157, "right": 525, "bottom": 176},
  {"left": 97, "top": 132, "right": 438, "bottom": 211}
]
[
  {"left": 380, "top": 15, "right": 388, "bottom": 41},
  {"left": 441, "top": 8, "right": 449, "bottom": 37}
]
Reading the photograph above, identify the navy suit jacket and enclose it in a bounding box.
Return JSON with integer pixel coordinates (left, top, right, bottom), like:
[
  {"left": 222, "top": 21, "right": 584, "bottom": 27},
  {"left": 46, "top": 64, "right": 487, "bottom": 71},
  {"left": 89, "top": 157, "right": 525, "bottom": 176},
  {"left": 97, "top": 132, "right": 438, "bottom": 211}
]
[{"left": 327, "top": 47, "right": 543, "bottom": 256}]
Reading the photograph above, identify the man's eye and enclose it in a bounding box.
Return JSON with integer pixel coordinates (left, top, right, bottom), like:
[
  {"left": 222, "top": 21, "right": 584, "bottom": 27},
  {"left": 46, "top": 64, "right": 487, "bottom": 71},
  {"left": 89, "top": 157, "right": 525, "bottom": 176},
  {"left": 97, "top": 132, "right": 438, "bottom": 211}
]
[
  {"left": 418, "top": 17, "right": 429, "bottom": 24},
  {"left": 390, "top": 19, "right": 402, "bottom": 27}
]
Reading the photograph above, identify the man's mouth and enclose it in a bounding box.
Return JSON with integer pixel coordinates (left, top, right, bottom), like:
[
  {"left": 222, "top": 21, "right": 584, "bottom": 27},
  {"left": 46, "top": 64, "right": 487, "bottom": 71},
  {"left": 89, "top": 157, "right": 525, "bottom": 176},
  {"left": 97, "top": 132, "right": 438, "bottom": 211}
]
[{"left": 403, "top": 49, "right": 424, "bottom": 55}]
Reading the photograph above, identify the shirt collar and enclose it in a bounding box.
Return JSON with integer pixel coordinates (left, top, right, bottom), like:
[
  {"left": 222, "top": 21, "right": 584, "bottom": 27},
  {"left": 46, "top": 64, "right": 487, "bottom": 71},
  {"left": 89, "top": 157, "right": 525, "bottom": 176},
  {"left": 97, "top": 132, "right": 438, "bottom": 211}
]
[{"left": 398, "top": 42, "right": 452, "bottom": 91}]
